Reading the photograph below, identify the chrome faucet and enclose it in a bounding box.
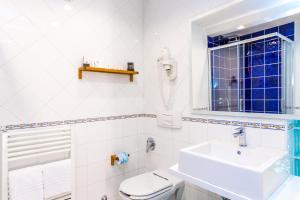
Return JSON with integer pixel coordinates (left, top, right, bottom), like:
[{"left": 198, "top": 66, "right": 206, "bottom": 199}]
[{"left": 233, "top": 127, "right": 247, "bottom": 147}]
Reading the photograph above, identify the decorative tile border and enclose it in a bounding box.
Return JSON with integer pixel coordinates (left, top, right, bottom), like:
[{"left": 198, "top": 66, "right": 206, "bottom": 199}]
[
  {"left": 0, "top": 113, "right": 286, "bottom": 132},
  {"left": 1, "top": 114, "right": 145, "bottom": 132},
  {"left": 180, "top": 116, "right": 285, "bottom": 130}
]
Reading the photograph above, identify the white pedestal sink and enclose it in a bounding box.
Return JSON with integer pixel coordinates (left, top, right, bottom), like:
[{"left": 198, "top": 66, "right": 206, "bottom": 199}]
[{"left": 170, "top": 140, "right": 289, "bottom": 200}]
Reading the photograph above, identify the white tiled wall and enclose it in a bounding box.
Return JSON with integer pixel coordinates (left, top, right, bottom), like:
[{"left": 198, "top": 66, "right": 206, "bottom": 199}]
[
  {"left": 142, "top": 0, "right": 288, "bottom": 199},
  {"left": 73, "top": 118, "right": 146, "bottom": 200},
  {"left": 142, "top": 116, "right": 287, "bottom": 199},
  {"left": 143, "top": 117, "right": 287, "bottom": 170},
  {"left": 0, "top": 0, "right": 292, "bottom": 200},
  {"left": 0, "top": 0, "right": 144, "bottom": 125},
  {"left": 0, "top": 0, "right": 144, "bottom": 200}
]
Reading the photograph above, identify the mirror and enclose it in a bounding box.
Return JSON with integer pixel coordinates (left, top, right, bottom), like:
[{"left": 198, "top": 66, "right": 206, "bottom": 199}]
[{"left": 191, "top": 0, "right": 300, "bottom": 118}]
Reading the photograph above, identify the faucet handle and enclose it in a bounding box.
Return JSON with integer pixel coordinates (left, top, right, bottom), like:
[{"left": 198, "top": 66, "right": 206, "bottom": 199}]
[
  {"left": 146, "top": 137, "right": 156, "bottom": 153},
  {"left": 234, "top": 126, "right": 245, "bottom": 135},
  {"left": 234, "top": 126, "right": 244, "bottom": 131}
]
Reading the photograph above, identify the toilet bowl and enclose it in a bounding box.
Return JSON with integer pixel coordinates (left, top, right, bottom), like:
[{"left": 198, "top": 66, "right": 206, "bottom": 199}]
[{"left": 119, "top": 170, "right": 184, "bottom": 200}]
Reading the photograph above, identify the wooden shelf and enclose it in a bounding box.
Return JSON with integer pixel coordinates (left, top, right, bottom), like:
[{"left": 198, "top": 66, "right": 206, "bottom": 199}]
[{"left": 78, "top": 67, "right": 139, "bottom": 82}]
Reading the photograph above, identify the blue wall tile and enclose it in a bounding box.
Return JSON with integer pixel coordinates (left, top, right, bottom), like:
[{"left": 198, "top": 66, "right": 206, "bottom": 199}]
[
  {"left": 208, "top": 42, "right": 214, "bottom": 48},
  {"left": 220, "top": 38, "right": 229, "bottom": 45},
  {"left": 245, "top": 56, "right": 251, "bottom": 67},
  {"left": 265, "top": 26, "right": 279, "bottom": 34},
  {"left": 265, "top": 76, "right": 279, "bottom": 88},
  {"left": 265, "top": 51, "right": 279, "bottom": 64},
  {"left": 240, "top": 34, "right": 251, "bottom": 40},
  {"left": 245, "top": 100, "right": 252, "bottom": 111},
  {"left": 252, "top": 89, "right": 264, "bottom": 99},
  {"left": 252, "top": 54, "right": 264, "bottom": 66},
  {"left": 208, "top": 22, "right": 294, "bottom": 114},
  {"left": 213, "top": 36, "right": 221, "bottom": 43},
  {"left": 252, "top": 77, "right": 264, "bottom": 88},
  {"left": 265, "top": 88, "right": 279, "bottom": 99},
  {"left": 245, "top": 78, "right": 251, "bottom": 88},
  {"left": 208, "top": 22, "right": 294, "bottom": 48},
  {"left": 288, "top": 35, "right": 295, "bottom": 41},
  {"left": 279, "top": 22, "right": 295, "bottom": 37},
  {"left": 252, "top": 100, "right": 264, "bottom": 112},
  {"left": 245, "top": 67, "right": 251, "bottom": 78},
  {"left": 265, "top": 100, "right": 279, "bottom": 112},
  {"left": 252, "top": 30, "right": 265, "bottom": 38},
  {"left": 265, "top": 64, "right": 279, "bottom": 76},
  {"left": 251, "top": 65, "right": 264, "bottom": 77},
  {"left": 245, "top": 44, "right": 252, "bottom": 56},
  {"left": 245, "top": 89, "right": 251, "bottom": 99},
  {"left": 265, "top": 39, "right": 280, "bottom": 52},
  {"left": 252, "top": 42, "right": 264, "bottom": 55}
]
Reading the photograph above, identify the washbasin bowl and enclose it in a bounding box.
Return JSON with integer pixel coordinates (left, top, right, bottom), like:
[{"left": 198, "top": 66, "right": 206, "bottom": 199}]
[{"left": 178, "top": 140, "right": 289, "bottom": 200}]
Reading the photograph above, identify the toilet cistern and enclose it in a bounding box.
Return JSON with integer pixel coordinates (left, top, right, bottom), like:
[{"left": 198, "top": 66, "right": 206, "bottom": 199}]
[{"left": 233, "top": 127, "right": 247, "bottom": 147}]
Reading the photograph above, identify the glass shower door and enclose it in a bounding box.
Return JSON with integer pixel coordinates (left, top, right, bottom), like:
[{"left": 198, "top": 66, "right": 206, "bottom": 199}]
[
  {"left": 210, "top": 45, "right": 244, "bottom": 112},
  {"left": 282, "top": 40, "right": 294, "bottom": 114},
  {"left": 209, "top": 34, "right": 293, "bottom": 114}
]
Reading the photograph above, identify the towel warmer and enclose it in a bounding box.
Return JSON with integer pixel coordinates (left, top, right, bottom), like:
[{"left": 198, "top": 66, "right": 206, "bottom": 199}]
[{"left": 0, "top": 127, "right": 72, "bottom": 200}]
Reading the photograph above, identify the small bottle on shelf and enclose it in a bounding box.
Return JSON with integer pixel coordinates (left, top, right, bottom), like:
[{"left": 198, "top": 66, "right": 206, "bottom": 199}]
[
  {"left": 127, "top": 62, "right": 134, "bottom": 71},
  {"left": 82, "top": 56, "right": 90, "bottom": 69}
]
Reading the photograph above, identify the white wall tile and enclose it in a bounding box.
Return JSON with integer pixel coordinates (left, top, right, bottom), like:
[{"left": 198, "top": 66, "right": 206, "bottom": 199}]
[
  {"left": 261, "top": 129, "right": 288, "bottom": 151},
  {"left": 0, "top": 29, "right": 23, "bottom": 66},
  {"left": 87, "top": 160, "right": 106, "bottom": 186},
  {"left": 0, "top": 0, "right": 20, "bottom": 26},
  {"left": 72, "top": 118, "right": 145, "bottom": 199},
  {"left": 189, "top": 122, "right": 208, "bottom": 145},
  {"left": 142, "top": 1, "right": 289, "bottom": 199},
  {"left": 87, "top": 142, "right": 107, "bottom": 164},
  {"left": 75, "top": 166, "right": 87, "bottom": 190},
  {"left": 244, "top": 127, "right": 262, "bottom": 148},
  {"left": 2, "top": 16, "right": 41, "bottom": 47},
  {"left": 0, "top": 0, "right": 291, "bottom": 200},
  {"left": 87, "top": 180, "right": 106, "bottom": 200},
  {"left": 172, "top": 122, "right": 191, "bottom": 143},
  {"left": 75, "top": 144, "right": 88, "bottom": 167},
  {"left": 0, "top": 0, "right": 144, "bottom": 125}
]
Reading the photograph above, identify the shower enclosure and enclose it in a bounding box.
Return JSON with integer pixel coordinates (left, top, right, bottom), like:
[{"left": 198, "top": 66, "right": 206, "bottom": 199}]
[{"left": 208, "top": 33, "right": 294, "bottom": 114}]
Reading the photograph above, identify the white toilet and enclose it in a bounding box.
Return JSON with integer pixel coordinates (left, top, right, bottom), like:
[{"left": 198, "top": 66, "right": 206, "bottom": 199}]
[{"left": 119, "top": 170, "right": 184, "bottom": 200}]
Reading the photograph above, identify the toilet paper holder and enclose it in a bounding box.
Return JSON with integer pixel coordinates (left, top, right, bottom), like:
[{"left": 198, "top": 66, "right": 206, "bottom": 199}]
[{"left": 111, "top": 153, "right": 130, "bottom": 166}]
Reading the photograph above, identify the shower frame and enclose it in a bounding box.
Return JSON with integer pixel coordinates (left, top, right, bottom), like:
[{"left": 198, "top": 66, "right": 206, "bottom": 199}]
[{"left": 208, "top": 32, "right": 294, "bottom": 114}]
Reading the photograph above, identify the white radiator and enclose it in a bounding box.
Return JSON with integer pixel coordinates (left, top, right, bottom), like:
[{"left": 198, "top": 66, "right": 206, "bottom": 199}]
[
  {"left": 1, "top": 127, "right": 72, "bottom": 200},
  {"left": 7, "top": 128, "right": 71, "bottom": 162}
]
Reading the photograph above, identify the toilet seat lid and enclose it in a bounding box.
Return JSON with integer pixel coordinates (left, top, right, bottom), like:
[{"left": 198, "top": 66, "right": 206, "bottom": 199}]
[{"left": 119, "top": 172, "right": 173, "bottom": 197}]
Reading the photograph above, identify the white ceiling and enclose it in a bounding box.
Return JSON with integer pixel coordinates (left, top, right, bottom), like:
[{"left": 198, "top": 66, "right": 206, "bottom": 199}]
[{"left": 192, "top": 0, "right": 300, "bottom": 36}]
